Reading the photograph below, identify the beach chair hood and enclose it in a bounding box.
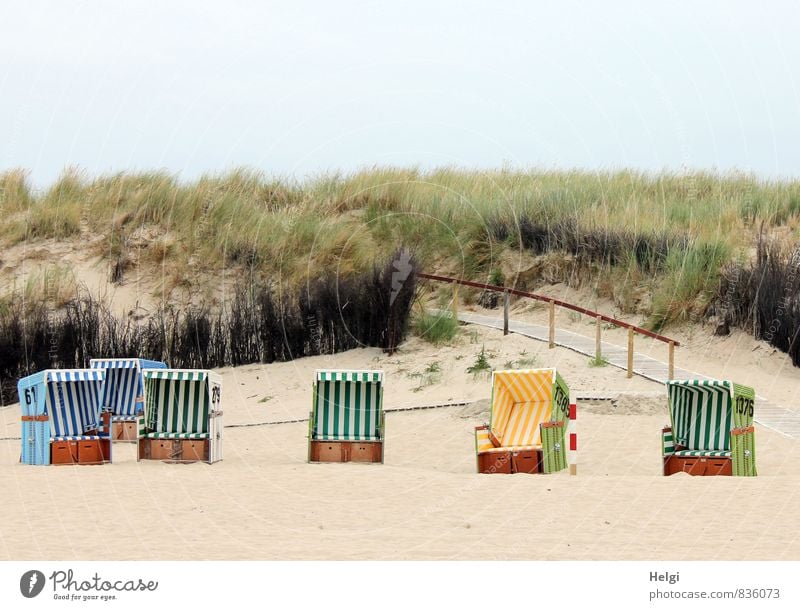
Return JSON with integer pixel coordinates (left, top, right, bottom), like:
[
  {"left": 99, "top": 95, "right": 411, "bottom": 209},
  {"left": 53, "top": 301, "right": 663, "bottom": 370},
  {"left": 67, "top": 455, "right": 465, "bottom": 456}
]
[
  {"left": 489, "top": 368, "right": 569, "bottom": 447},
  {"left": 312, "top": 370, "right": 383, "bottom": 441},
  {"left": 664, "top": 379, "right": 756, "bottom": 476},
  {"left": 666, "top": 380, "right": 754, "bottom": 450},
  {"left": 90, "top": 358, "right": 168, "bottom": 418}
]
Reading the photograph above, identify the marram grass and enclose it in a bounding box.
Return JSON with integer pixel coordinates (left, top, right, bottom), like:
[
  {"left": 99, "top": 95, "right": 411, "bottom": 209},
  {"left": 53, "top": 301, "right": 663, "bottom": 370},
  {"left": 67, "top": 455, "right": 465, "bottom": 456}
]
[{"left": 3, "top": 166, "right": 800, "bottom": 328}]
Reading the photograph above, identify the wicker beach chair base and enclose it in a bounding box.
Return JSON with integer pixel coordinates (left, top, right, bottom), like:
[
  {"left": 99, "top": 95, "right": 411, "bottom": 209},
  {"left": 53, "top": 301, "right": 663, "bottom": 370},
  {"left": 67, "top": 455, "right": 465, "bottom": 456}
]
[
  {"left": 138, "top": 438, "right": 210, "bottom": 463},
  {"left": 309, "top": 440, "right": 383, "bottom": 463},
  {"left": 477, "top": 449, "right": 542, "bottom": 474},
  {"left": 663, "top": 455, "right": 733, "bottom": 476},
  {"left": 51, "top": 438, "right": 111, "bottom": 465}
]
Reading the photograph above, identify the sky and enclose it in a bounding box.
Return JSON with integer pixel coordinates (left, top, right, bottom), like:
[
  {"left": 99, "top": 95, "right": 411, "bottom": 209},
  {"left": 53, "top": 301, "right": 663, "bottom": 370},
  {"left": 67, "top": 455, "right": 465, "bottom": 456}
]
[{"left": 1, "top": 0, "right": 799, "bottom": 186}]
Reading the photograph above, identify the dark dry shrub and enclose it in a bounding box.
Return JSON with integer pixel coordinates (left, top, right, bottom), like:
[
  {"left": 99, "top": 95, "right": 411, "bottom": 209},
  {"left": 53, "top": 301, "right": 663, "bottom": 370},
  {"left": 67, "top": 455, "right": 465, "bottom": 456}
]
[
  {"left": 495, "top": 212, "right": 687, "bottom": 273},
  {"left": 517, "top": 213, "right": 552, "bottom": 253},
  {"left": 0, "top": 251, "right": 418, "bottom": 404},
  {"left": 484, "top": 214, "right": 510, "bottom": 243},
  {"left": 717, "top": 239, "right": 800, "bottom": 366}
]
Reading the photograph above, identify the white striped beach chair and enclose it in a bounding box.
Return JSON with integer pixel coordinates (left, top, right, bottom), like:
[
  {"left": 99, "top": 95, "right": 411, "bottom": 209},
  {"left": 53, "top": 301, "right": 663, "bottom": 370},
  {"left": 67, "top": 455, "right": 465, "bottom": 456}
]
[
  {"left": 90, "top": 358, "right": 167, "bottom": 441},
  {"left": 662, "top": 379, "right": 756, "bottom": 476},
  {"left": 18, "top": 369, "right": 111, "bottom": 465},
  {"left": 475, "top": 368, "right": 571, "bottom": 474},
  {"left": 138, "top": 369, "right": 223, "bottom": 464},
  {"left": 308, "top": 370, "right": 384, "bottom": 463}
]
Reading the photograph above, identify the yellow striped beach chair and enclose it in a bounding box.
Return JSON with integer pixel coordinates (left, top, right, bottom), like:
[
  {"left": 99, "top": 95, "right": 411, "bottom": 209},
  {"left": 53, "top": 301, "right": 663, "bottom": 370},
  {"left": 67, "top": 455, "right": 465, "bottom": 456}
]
[
  {"left": 662, "top": 379, "right": 756, "bottom": 476},
  {"left": 475, "top": 368, "right": 571, "bottom": 474}
]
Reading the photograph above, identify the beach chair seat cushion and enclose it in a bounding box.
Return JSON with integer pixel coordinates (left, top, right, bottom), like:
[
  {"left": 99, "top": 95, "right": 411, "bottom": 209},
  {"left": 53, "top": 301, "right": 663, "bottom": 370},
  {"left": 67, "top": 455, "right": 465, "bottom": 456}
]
[
  {"left": 481, "top": 444, "right": 542, "bottom": 453},
  {"left": 313, "top": 432, "right": 381, "bottom": 441},
  {"left": 52, "top": 435, "right": 102, "bottom": 441},
  {"left": 673, "top": 449, "right": 731, "bottom": 458},
  {"left": 143, "top": 432, "right": 209, "bottom": 440},
  {"left": 111, "top": 415, "right": 140, "bottom": 422}
]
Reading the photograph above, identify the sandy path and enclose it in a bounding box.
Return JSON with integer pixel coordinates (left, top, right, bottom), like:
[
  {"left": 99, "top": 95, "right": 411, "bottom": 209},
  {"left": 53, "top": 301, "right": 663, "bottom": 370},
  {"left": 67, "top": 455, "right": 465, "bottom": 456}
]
[
  {"left": 1, "top": 403, "right": 798, "bottom": 560},
  {"left": 1, "top": 325, "right": 798, "bottom": 560}
]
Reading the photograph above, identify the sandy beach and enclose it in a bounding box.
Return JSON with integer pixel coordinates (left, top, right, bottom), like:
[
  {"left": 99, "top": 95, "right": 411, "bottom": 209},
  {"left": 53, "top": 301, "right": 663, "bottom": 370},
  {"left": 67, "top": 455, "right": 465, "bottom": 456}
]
[{"left": 2, "top": 321, "right": 798, "bottom": 561}]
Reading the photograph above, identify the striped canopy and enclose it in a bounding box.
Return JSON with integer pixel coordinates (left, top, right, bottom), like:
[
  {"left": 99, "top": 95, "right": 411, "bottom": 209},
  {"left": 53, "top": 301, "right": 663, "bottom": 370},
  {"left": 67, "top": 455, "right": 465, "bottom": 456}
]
[
  {"left": 91, "top": 358, "right": 167, "bottom": 417},
  {"left": 312, "top": 370, "right": 383, "bottom": 441},
  {"left": 44, "top": 370, "right": 104, "bottom": 437},
  {"left": 143, "top": 370, "right": 212, "bottom": 437},
  {"left": 667, "top": 379, "right": 754, "bottom": 451},
  {"left": 489, "top": 369, "right": 567, "bottom": 447}
]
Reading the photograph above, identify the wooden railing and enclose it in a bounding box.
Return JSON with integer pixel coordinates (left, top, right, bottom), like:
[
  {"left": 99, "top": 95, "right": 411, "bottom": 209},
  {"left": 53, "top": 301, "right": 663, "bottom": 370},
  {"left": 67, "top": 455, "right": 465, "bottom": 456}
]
[{"left": 417, "top": 272, "right": 679, "bottom": 379}]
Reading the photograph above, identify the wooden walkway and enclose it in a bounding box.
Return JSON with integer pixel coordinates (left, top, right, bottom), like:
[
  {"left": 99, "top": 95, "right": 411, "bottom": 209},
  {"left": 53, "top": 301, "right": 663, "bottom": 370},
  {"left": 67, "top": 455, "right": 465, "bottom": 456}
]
[{"left": 455, "top": 310, "right": 800, "bottom": 439}]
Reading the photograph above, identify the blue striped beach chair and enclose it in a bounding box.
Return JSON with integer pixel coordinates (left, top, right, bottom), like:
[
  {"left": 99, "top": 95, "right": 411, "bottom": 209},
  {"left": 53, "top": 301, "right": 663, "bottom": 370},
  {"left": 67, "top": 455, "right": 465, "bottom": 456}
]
[
  {"left": 138, "top": 369, "right": 223, "bottom": 463},
  {"left": 18, "top": 369, "right": 111, "bottom": 465},
  {"left": 308, "top": 370, "right": 384, "bottom": 463},
  {"left": 90, "top": 358, "right": 167, "bottom": 441},
  {"left": 662, "top": 379, "right": 756, "bottom": 476}
]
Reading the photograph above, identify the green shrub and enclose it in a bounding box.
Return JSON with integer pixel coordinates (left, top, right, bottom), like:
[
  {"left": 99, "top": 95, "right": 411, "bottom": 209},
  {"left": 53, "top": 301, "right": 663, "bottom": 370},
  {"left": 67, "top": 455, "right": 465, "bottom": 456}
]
[
  {"left": 467, "top": 345, "right": 492, "bottom": 376},
  {"left": 413, "top": 311, "right": 459, "bottom": 345}
]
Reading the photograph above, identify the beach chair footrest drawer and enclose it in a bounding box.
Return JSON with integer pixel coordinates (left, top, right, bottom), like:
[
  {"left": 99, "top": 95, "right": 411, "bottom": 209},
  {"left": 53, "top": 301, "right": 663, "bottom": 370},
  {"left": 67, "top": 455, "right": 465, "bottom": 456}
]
[
  {"left": 664, "top": 455, "right": 732, "bottom": 476},
  {"left": 51, "top": 440, "right": 79, "bottom": 465},
  {"left": 113, "top": 420, "right": 139, "bottom": 441},
  {"left": 477, "top": 451, "right": 512, "bottom": 474},
  {"left": 511, "top": 449, "right": 542, "bottom": 474}
]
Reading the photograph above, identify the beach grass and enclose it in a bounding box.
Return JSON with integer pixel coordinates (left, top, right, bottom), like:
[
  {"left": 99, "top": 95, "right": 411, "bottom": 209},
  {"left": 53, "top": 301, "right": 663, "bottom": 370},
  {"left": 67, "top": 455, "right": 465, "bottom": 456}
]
[{"left": 413, "top": 311, "right": 459, "bottom": 345}]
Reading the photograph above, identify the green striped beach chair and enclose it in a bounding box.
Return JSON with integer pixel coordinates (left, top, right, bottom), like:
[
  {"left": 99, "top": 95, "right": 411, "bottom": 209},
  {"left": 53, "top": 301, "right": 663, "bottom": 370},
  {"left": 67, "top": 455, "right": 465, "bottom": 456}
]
[
  {"left": 662, "top": 379, "right": 756, "bottom": 477},
  {"left": 308, "top": 370, "right": 384, "bottom": 463},
  {"left": 138, "top": 369, "right": 223, "bottom": 464}
]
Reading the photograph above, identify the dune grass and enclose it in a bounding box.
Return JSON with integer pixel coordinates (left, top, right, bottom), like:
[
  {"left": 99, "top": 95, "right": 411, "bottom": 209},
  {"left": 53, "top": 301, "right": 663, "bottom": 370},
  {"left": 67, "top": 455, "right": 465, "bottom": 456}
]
[
  {"left": 413, "top": 311, "right": 460, "bottom": 345},
  {"left": 3, "top": 167, "right": 800, "bottom": 328}
]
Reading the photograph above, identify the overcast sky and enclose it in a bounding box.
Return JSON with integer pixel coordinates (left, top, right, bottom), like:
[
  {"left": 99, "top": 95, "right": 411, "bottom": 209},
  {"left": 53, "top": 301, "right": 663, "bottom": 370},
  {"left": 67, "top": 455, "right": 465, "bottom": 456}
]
[{"left": 2, "top": 1, "right": 798, "bottom": 186}]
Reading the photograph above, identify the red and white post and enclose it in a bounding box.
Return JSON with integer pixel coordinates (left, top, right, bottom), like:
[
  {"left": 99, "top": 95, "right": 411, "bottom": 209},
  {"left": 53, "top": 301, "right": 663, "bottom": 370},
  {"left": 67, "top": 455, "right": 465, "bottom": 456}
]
[{"left": 568, "top": 402, "right": 577, "bottom": 475}]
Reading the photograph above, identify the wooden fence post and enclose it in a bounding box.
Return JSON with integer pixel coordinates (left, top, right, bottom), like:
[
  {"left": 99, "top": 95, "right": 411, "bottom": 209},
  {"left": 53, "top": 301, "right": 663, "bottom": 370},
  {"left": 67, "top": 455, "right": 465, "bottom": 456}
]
[
  {"left": 627, "top": 327, "right": 634, "bottom": 378},
  {"left": 503, "top": 289, "right": 510, "bottom": 336},
  {"left": 548, "top": 300, "right": 555, "bottom": 348},
  {"left": 668, "top": 341, "right": 675, "bottom": 380},
  {"left": 595, "top": 315, "right": 602, "bottom": 362},
  {"left": 451, "top": 283, "right": 459, "bottom": 319}
]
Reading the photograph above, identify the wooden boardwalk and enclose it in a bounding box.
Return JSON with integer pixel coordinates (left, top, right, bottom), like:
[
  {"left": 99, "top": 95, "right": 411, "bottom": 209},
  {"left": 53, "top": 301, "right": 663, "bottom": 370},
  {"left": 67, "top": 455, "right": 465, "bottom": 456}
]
[{"left": 455, "top": 310, "right": 800, "bottom": 439}]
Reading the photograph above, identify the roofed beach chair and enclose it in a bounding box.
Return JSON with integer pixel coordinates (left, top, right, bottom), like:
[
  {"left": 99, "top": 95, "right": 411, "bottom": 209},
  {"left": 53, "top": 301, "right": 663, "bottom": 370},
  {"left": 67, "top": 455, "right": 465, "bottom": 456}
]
[
  {"left": 475, "top": 368, "right": 571, "bottom": 475},
  {"left": 662, "top": 379, "right": 756, "bottom": 477},
  {"left": 308, "top": 370, "right": 384, "bottom": 463},
  {"left": 138, "top": 369, "right": 223, "bottom": 464},
  {"left": 18, "top": 369, "right": 111, "bottom": 465},
  {"left": 90, "top": 358, "right": 167, "bottom": 441}
]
